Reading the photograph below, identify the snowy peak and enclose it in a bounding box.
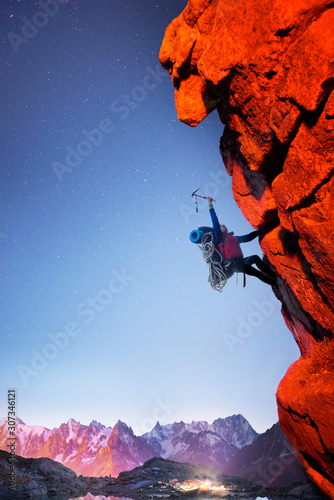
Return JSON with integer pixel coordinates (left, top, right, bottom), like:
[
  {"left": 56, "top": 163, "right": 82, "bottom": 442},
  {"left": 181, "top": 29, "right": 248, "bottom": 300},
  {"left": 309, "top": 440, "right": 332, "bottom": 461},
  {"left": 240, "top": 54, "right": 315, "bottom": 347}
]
[
  {"left": 87, "top": 420, "right": 107, "bottom": 436},
  {"left": 142, "top": 415, "right": 259, "bottom": 470},
  {"left": 88, "top": 420, "right": 106, "bottom": 432},
  {"left": 211, "top": 414, "right": 259, "bottom": 448},
  {"left": 67, "top": 418, "right": 80, "bottom": 426},
  {"left": 0, "top": 417, "right": 156, "bottom": 477},
  {"left": 186, "top": 420, "right": 209, "bottom": 433},
  {"left": 63, "top": 418, "right": 84, "bottom": 441},
  {"left": 143, "top": 414, "right": 258, "bottom": 451},
  {"left": 113, "top": 420, "right": 133, "bottom": 435}
]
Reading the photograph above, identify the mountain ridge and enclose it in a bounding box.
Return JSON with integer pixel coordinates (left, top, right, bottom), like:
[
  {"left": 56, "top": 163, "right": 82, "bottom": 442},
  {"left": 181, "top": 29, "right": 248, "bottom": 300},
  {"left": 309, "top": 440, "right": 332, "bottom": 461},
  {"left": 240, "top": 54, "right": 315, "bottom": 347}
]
[
  {"left": 0, "top": 414, "right": 258, "bottom": 476},
  {"left": 143, "top": 414, "right": 258, "bottom": 469},
  {"left": 221, "top": 422, "right": 309, "bottom": 487}
]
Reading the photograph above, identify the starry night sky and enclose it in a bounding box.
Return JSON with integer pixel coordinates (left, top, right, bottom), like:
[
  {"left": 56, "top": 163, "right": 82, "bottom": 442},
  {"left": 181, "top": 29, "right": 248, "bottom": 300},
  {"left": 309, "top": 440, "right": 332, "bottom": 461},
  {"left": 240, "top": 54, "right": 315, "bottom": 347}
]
[{"left": 1, "top": 0, "right": 299, "bottom": 434}]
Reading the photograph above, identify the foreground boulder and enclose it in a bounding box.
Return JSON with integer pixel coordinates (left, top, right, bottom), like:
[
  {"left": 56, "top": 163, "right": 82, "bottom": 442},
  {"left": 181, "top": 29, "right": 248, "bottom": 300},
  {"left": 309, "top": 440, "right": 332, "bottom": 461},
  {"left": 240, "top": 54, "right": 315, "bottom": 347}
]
[
  {"left": 159, "top": 0, "right": 334, "bottom": 497},
  {"left": 0, "top": 450, "right": 87, "bottom": 498}
]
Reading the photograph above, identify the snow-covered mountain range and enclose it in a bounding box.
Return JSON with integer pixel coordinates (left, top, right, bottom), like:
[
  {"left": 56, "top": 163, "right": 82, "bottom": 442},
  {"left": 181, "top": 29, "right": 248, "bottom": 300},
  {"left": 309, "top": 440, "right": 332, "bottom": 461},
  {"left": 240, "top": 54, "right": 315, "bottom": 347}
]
[
  {"left": 142, "top": 414, "right": 258, "bottom": 469},
  {"left": 0, "top": 414, "right": 258, "bottom": 477}
]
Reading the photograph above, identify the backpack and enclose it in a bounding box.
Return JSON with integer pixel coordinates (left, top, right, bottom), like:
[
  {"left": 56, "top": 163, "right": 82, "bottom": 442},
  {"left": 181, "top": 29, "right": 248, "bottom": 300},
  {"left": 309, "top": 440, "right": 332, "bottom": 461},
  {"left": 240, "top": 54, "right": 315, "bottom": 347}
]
[
  {"left": 197, "top": 229, "right": 233, "bottom": 291},
  {"left": 190, "top": 227, "right": 246, "bottom": 291}
]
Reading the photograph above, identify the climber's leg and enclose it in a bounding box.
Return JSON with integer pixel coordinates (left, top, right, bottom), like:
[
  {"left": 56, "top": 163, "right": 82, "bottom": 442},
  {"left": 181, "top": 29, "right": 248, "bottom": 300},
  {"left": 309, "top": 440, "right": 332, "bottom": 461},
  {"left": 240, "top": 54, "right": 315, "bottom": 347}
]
[
  {"left": 234, "top": 257, "right": 276, "bottom": 285},
  {"left": 241, "top": 264, "right": 276, "bottom": 285},
  {"left": 243, "top": 255, "right": 276, "bottom": 278}
]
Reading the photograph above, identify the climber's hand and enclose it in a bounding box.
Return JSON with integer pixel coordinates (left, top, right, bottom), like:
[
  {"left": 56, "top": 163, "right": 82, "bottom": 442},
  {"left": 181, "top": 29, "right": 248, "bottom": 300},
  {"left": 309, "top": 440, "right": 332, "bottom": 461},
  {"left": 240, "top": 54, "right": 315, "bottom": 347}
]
[{"left": 207, "top": 197, "right": 213, "bottom": 204}]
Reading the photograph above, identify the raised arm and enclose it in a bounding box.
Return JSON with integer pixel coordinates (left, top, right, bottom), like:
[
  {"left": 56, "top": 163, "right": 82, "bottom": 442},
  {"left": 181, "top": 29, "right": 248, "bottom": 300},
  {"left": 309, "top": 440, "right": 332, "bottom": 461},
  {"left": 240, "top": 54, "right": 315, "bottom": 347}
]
[{"left": 207, "top": 197, "right": 223, "bottom": 244}]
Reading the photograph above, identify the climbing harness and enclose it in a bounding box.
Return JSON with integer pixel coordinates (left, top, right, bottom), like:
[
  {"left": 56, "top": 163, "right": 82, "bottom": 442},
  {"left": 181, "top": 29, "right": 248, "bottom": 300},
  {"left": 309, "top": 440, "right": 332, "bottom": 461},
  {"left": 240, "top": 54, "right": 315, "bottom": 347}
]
[{"left": 197, "top": 232, "right": 228, "bottom": 292}]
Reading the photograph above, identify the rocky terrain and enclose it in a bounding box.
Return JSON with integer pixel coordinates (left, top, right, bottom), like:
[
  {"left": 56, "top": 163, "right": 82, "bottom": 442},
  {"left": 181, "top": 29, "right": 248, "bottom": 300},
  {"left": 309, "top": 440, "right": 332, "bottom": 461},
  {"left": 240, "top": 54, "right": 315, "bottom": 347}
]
[
  {"left": 159, "top": 0, "right": 334, "bottom": 496},
  {"left": 0, "top": 449, "right": 87, "bottom": 498},
  {"left": 85, "top": 457, "right": 264, "bottom": 499},
  {"left": 0, "top": 423, "right": 327, "bottom": 499},
  {"left": 79, "top": 456, "right": 326, "bottom": 499},
  {"left": 0, "top": 453, "right": 325, "bottom": 499}
]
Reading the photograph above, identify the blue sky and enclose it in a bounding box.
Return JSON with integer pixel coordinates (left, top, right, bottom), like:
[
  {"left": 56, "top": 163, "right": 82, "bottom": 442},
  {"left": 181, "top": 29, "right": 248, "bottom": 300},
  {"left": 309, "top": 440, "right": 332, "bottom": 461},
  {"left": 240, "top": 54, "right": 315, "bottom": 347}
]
[{"left": 0, "top": 0, "right": 299, "bottom": 435}]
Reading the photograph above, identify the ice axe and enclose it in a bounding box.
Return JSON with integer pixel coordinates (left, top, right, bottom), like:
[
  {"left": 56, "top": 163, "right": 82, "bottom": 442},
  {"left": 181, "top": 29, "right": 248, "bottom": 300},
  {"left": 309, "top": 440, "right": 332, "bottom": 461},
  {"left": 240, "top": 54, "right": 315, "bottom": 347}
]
[{"left": 191, "top": 189, "right": 215, "bottom": 212}]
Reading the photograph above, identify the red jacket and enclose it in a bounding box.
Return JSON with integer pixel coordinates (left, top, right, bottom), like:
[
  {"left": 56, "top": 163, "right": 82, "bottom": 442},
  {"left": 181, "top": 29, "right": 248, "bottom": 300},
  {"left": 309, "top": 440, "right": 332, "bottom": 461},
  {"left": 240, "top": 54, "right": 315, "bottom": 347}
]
[
  {"left": 209, "top": 205, "right": 261, "bottom": 260},
  {"left": 219, "top": 233, "right": 244, "bottom": 260}
]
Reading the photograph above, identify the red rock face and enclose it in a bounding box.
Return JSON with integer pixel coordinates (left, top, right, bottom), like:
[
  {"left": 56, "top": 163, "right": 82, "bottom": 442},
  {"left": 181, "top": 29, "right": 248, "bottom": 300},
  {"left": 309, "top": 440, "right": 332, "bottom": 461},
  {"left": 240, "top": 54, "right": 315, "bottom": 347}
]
[{"left": 160, "top": 0, "right": 334, "bottom": 496}]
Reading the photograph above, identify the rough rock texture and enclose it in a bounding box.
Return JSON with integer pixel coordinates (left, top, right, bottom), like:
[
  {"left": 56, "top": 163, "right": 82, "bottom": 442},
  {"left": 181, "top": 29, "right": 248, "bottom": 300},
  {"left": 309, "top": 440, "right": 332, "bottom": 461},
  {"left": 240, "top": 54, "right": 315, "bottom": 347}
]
[
  {"left": 159, "top": 0, "right": 334, "bottom": 497},
  {"left": 0, "top": 450, "right": 87, "bottom": 498}
]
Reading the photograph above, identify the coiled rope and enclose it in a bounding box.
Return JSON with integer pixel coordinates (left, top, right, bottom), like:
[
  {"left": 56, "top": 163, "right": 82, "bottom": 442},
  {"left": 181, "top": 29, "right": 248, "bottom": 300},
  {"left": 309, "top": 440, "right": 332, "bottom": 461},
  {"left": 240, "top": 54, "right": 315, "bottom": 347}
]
[{"left": 198, "top": 232, "right": 228, "bottom": 292}]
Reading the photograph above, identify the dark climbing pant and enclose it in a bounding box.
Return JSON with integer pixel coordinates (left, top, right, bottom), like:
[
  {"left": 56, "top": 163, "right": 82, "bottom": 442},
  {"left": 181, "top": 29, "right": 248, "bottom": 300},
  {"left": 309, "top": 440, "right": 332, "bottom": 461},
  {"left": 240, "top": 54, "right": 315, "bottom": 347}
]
[{"left": 227, "top": 255, "right": 276, "bottom": 285}]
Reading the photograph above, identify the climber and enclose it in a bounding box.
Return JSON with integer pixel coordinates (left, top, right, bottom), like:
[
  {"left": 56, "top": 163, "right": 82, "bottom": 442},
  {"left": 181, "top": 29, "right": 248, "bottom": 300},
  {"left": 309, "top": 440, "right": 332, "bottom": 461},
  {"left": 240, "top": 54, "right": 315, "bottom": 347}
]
[
  {"left": 207, "top": 196, "right": 276, "bottom": 285},
  {"left": 192, "top": 197, "right": 276, "bottom": 286}
]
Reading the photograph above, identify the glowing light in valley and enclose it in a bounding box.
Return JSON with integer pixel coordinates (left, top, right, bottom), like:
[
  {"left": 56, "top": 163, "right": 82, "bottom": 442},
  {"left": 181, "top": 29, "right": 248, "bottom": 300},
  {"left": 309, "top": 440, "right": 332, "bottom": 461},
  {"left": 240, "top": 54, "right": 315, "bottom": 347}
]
[
  {"left": 175, "top": 479, "right": 199, "bottom": 492},
  {"left": 211, "top": 484, "right": 228, "bottom": 493},
  {"left": 198, "top": 479, "right": 211, "bottom": 491},
  {"left": 173, "top": 478, "right": 226, "bottom": 494}
]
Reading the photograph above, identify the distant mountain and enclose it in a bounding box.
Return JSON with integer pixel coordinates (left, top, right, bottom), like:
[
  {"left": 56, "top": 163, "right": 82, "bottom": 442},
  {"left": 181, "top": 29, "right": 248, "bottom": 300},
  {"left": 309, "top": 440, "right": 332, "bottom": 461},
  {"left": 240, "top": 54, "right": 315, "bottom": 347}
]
[
  {"left": 221, "top": 422, "right": 309, "bottom": 487},
  {"left": 0, "top": 418, "right": 156, "bottom": 477},
  {"left": 0, "top": 414, "right": 258, "bottom": 477},
  {"left": 142, "top": 414, "right": 259, "bottom": 469}
]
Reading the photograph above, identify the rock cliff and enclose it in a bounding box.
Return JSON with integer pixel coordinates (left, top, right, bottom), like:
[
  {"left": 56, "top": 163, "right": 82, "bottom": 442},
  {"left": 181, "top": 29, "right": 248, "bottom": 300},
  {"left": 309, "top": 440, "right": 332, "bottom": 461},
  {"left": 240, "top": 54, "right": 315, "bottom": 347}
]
[{"left": 159, "top": 0, "right": 334, "bottom": 497}]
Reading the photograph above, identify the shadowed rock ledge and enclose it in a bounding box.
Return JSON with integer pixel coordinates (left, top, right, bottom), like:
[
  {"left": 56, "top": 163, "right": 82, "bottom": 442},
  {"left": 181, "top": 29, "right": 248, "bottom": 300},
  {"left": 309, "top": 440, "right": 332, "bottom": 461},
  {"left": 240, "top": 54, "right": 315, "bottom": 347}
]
[{"left": 159, "top": 0, "right": 334, "bottom": 497}]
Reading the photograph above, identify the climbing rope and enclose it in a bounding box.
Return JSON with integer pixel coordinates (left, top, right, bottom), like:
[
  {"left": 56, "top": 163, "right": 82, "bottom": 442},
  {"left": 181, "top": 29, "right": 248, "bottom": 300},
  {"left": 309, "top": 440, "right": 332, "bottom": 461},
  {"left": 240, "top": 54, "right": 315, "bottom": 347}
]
[{"left": 198, "top": 232, "right": 228, "bottom": 292}]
